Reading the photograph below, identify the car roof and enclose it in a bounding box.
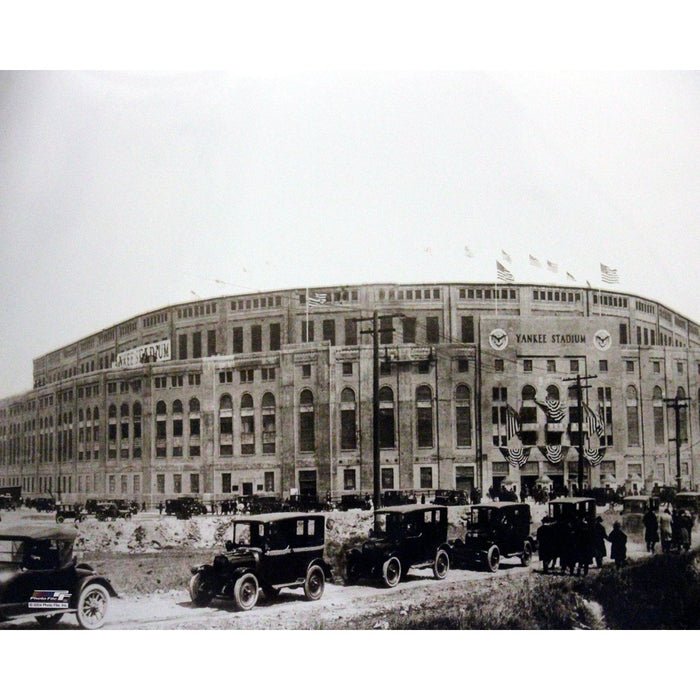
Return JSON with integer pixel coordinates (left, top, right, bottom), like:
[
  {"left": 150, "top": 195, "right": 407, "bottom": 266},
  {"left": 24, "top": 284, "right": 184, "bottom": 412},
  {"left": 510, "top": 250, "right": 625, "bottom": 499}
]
[
  {"left": 231, "top": 512, "right": 325, "bottom": 523},
  {"left": 675, "top": 492, "right": 700, "bottom": 497},
  {"left": 471, "top": 502, "right": 527, "bottom": 510},
  {"left": 549, "top": 498, "right": 595, "bottom": 504},
  {"left": 375, "top": 504, "right": 447, "bottom": 515},
  {"left": 0, "top": 524, "right": 78, "bottom": 541},
  {"left": 623, "top": 495, "right": 653, "bottom": 501}
]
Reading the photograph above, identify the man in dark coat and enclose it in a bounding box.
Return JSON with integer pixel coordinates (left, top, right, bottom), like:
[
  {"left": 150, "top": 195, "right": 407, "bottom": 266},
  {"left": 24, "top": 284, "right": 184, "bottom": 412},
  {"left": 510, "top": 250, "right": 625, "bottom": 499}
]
[
  {"left": 574, "top": 517, "right": 593, "bottom": 576},
  {"left": 607, "top": 521, "right": 627, "bottom": 569},
  {"left": 592, "top": 516, "right": 607, "bottom": 568},
  {"left": 537, "top": 516, "right": 555, "bottom": 573},
  {"left": 642, "top": 508, "right": 659, "bottom": 553}
]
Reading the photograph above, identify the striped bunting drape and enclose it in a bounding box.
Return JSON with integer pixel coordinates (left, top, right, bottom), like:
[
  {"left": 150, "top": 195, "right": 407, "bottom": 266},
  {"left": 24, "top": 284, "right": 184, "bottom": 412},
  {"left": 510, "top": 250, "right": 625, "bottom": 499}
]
[
  {"left": 499, "top": 446, "right": 531, "bottom": 470},
  {"left": 582, "top": 446, "right": 606, "bottom": 467},
  {"left": 537, "top": 445, "right": 569, "bottom": 465},
  {"left": 535, "top": 397, "right": 566, "bottom": 423}
]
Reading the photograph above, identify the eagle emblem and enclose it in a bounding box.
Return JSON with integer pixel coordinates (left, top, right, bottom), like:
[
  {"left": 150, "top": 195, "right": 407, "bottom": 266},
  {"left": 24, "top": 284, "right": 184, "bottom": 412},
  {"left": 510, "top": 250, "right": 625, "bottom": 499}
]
[
  {"left": 489, "top": 328, "right": 508, "bottom": 351},
  {"left": 594, "top": 329, "right": 612, "bottom": 351}
]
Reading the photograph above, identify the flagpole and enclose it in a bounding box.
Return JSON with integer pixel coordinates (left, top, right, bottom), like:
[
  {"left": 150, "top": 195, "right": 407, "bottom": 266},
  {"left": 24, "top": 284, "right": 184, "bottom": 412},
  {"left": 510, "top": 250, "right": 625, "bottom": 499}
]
[{"left": 305, "top": 287, "right": 309, "bottom": 342}]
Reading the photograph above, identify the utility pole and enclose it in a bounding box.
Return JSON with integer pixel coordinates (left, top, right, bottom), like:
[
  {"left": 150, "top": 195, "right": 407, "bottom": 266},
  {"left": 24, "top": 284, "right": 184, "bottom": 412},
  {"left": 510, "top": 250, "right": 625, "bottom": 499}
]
[
  {"left": 352, "top": 311, "right": 403, "bottom": 525},
  {"left": 664, "top": 396, "right": 689, "bottom": 491},
  {"left": 563, "top": 372, "right": 597, "bottom": 493}
]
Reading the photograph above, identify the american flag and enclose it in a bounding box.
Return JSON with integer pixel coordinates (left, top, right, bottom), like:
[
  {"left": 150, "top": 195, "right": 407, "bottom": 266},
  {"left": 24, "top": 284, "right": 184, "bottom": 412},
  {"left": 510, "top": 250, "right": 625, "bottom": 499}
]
[
  {"left": 582, "top": 402, "right": 604, "bottom": 438},
  {"left": 566, "top": 271, "right": 576, "bottom": 282},
  {"left": 600, "top": 263, "right": 620, "bottom": 284},
  {"left": 506, "top": 404, "right": 521, "bottom": 440},
  {"left": 529, "top": 254, "right": 541, "bottom": 268},
  {"left": 464, "top": 246, "right": 475, "bottom": 258},
  {"left": 500, "top": 249, "right": 511, "bottom": 263},
  {"left": 496, "top": 261, "right": 514, "bottom": 283},
  {"left": 546, "top": 260, "right": 558, "bottom": 273},
  {"left": 307, "top": 292, "right": 328, "bottom": 307}
]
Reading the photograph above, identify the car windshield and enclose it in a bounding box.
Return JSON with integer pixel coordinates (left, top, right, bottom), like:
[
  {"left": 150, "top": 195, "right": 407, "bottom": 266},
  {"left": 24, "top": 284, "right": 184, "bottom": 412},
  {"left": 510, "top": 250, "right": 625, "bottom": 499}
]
[
  {"left": 373, "top": 513, "right": 403, "bottom": 539},
  {"left": 469, "top": 508, "right": 496, "bottom": 527},
  {"left": 0, "top": 538, "right": 26, "bottom": 564},
  {"left": 231, "top": 521, "right": 265, "bottom": 548}
]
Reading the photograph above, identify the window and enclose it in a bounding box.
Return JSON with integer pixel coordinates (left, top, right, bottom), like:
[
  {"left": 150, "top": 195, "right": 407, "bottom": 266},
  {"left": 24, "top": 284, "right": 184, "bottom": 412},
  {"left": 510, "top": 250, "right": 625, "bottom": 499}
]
[
  {"left": 677, "top": 387, "right": 688, "bottom": 443},
  {"left": 267, "top": 322, "right": 281, "bottom": 351},
  {"left": 240, "top": 369, "right": 254, "bottom": 383},
  {"left": 420, "top": 467, "right": 433, "bottom": 489},
  {"left": 379, "top": 387, "right": 396, "bottom": 449},
  {"left": 192, "top": 331, "right": 202, "bottom": 359},
  {"left": 207, "top": 329, "right": 217, "bottom": 356},
  {"left": 232, "top": 327, "right": 243, "bottom": 354},
  {"left": 343, "top": 469, "right": 357, "bottom": 491},
  {"left": 323, "top": 319, "right": 336, "bottom": 345},
  {"left": 599, "top": 359, "right": 608, "bottom": 373},
  {"left": 219, "top": 394, "right": 233, "bottom": 456},
  {"left": 416, "top": 385, "right": 434, "bottom": 448},
  {"left": 619, "top": 323, "right": 628, "bottom": 346},
  {"left": 523, "top": 359, "right": 533, "bottom": 373},
  {"left": 178, "top": 334, "right": 188, "bottom": 360},
  {"left": 547, "top": 359, "right": 556, "bottom": 373},
  {"left": 299, "top": 390, "right": 315, "bottom": 452},
  {"left": 171, "top": 375, "right": 183, "bottom": 388},
  {"left": 626, "top": 386, "right": 640, "bottom": 446},
  {"left": 251, "top": 325, "right": 262, "bottom": 352},
  {"left": 156, "top": 474, "right": 165, "bottom": 494},
  {"left": 426, "top": 317, "right": 440, "bottom": 343},
  {"left": 402, "top": 317, "right": 416, "bottom": 344},
  {"left": 455, "top": 385, "right": 472, "bottom": 447},
  {"left": 189, "top": 398, "right": 200, "bottom": 457},
  {"left": 495, "top": 359, "right": 504, "bottom": 372},
  {"left": 264, "top": 471, "right": 275, "bottom": 492},
  {"left": 342, "top": 362, "right": 353, "bottom": 376},
  {"left": 302, "top": 320, "right": 314, "bottom": 343},
  {"left": 457, "top": 359, "right": 469, "bottom": 373},
  {"left": 677, "top": 362, "right": 684, "bottom": 374},
  {"left": 219, "top": 370, "right": 233, "bottom": 383},
  {"left": 262, "top": 393, "right": 276, "bottom": 454},
  {"left": 190, "top": 473, "right": 199, "bottom": 493},
  {"left": 626, "top": 361, "right": 634, "bottom": 373},
  {"left": 222, "top": 473, "right": 232, "bottom": 494},
  {"left": 653, "top": 387, "right": 665, "bottom": 445},
  {"left": 461, "top": 316, "right": 474, "bottom": 344},
  {"left": 240, "top": 394, "right": 255, "bottom": 455},
  {"left": 188, "top": 373, "right": 201, "bottom": 386},
  {"left": 653, "top": 361, "right": 661, "bottom": 373},
  {"left": 173, "top": 474, "right": 181, "bottom": 494},
  {"left": 381, "top": 468, "right": 395, "bottom": 490},
  {"left": 261, "top": 367, "right": 276, "bottom": 381},
  {"left": 492, "top": 386, "right": 508, "bottom": 447},
  {"left": 345, "top": 319, "right": 357, "bottom": 346},
  {"left": 302, "top": 364, "right": 311, "bottom": 378},
  {"left": 570, "top": 359, "right": 579, "bottom": 373},
  {"left": 340, "top": 388, "right": 357, "bottom": 450},
  {"left": 597, "top": 387, "right": 614, "bottom": 447}
]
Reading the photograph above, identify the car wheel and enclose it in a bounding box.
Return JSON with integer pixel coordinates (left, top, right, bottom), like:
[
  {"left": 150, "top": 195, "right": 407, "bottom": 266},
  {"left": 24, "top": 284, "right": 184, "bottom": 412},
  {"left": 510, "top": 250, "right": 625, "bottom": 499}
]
[
  {"left": 56, "top": 515, "right": 64, "bottom": 524},
  {"left": 36, "top": 613, "right": 64, "bottom": 628},
  {"left": 76, "top": 583, "right": 110, "bottom": 630},
  {"left": 433, "top": 548, "right": 450, "bottom": 580},
  {"left": 486, "top": 545, "right": 500, "bottom": 573},
  {"left": 303, "top": 565, "right": 325, "bottom": 601},
  {"left": 521, "top": 541, "right": 533, "bottom": 567},
  {"left": 189, "top": 572, "right": 216, "bottom": 606},
  {"left": 381, "top": 556, "right": 402, "bottom": 588},
  {"left": 233, "top": 573, "right": 259, "bottom": 611}
]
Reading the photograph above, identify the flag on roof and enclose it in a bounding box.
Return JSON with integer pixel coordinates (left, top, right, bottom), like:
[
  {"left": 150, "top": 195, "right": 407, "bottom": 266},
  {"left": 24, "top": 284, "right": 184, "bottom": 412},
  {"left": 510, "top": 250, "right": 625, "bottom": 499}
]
[
  {"left": 600, "top": 263, "right": 620, "bottom": 284},
  {"left": 566, "top": 271, "right": 576, "bottom": 282},
  {"left": 464, "top": 246, "right": 475, "bottom": 258},
  {"left": 529, "top": 255, "right": 541, "bottom": 268},
  {"left": 496, "top": 260, "right": 514, "bottom": 283},
  {"left": 546, "top": 260, "right": 558, "bottom": 273},
  {"left": 501, "top": 250, "right": 511, "bottom": 263},
  {"left": 307, "top": 292, "right": 328, "bottom": 307}
]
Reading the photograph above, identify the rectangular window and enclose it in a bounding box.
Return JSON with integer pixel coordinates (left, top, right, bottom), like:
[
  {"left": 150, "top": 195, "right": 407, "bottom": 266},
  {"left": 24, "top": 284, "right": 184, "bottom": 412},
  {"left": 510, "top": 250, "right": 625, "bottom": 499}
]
[
  {"left": 207, "top": 329, "right": 216, "bottom": 356},
  {"left": 240, "top": 369, "right": 254, "bottom": 383},
  {"left": 456, "top": 405, "right": 472, "bottom": 448},
  {"left": 420, "top": 467, "right": 433, "bottom": 489},
  {"left": 343, "top": 469, "right": 356, "bottom": 491},
  {"left": 457, "top": 359, "right": 469, "bottom": 373},
  {"left": 426, "top": 316, "right": 440, "bottom": 343},
  {"left": 108, "top": 475, "right": 115, "bottom": 494},
  {"left": 547, "top": 359, "right": 556, "bottom": 373},
  {"left": 222, "top": 473, "right": 231, "bottom": 494},
  {"left": 677, "top": 362, "right": 684, "bottom": 374},
  {"left": 344, "top": 319, "right": 357, "bottom": 346},
  {"left": 380, "top": 317, "right": 393, "bottom": 345},
  {"left": 523, "top": 359, "right": 533, "bottom": 373},
  {"left": 381, "top": 468, "right": 395, "bottom": 490},
  {"left": 461, "top": 316, "right": 474, "bottom": 344},
  {"left": 342, "top": 362, "right": 353, "bottom": 376},
  {"left": 570, "top": 359, "right": 579, "bottom": 372},
  {"left": 495, "top": 359, "right": 504, "bottom": 372},
  {"left": 232, "top": 327, "right": 243, "bottom": 354},
  {"left": 251, "top": 325, "right": 262, "bottom": 352},
  {"left": 653, "top": 361, "right": 661, "bottom": 373},
  {"left": 302, "top": 320, "right": 314, "bottom": 343},
  {"left": 190, "top": 473, "right": 199, "bottom": 493},
  {"left": 192, "top": 331, "right": 202, "bottom": 359},
  {"left": 173, "top": 474, "right": 182, "bottom": 494},
  {"left": 323, "top": 319, "right": 336, "bottom": 345},
  {"left": 299, "top": 413, "right": 315, "bottom": 452},
  {"left": 599, "top": 359, "right": 608, "bottom": 372},
  {"left": 269, "top": 323, "right": 281, "bottom": 351},
  {"left": 264, "top": 471, "right": 275, "bottom": 492},
  {"left": 302, "top": 364, "right": 311, "bottom": 378},
  {"left": 619, "top": 323, "right": 628, "bottom": 346},
  {"left": 626, "top": 361, "right": 634, "bottom": 373},
  {"left": 156, "top": 474, "right": 165, "bottom": 494},
  {"left": 402, "top": 317, "right": 416, "bottom": 344},
  {"left": 178, "top": 334, "right": 188, "bottom": 360}
]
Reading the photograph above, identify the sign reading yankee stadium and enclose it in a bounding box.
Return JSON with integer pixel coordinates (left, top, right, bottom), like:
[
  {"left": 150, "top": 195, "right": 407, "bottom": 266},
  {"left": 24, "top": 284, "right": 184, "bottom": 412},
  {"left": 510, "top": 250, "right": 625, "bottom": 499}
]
[
  {"left": 113, "top": 339, "right": 171, "bottom": 368},
  {"left": 487, "top": 320, "right": 613, "bottom": 352}
]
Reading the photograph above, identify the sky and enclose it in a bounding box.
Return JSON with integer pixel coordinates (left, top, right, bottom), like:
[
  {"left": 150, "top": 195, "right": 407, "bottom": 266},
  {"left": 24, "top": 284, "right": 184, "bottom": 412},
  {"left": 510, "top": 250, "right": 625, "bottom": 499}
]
[{"left": 0, "top": 68, "right": 698, "bottom": 397}]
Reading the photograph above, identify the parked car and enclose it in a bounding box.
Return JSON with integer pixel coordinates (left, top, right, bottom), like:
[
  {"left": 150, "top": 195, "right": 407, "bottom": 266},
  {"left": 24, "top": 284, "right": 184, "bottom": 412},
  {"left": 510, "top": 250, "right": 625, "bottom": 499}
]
[
  {"left": 0, "top": 495, "right": 16, "bottom": 511},
  {"left": 188, "top": 513, "right": 332, "bottom": 611},
  {"left": 165, "top": 497, "right": 207, "bottom": 518},
  {"left": 432, "top": 489, "right": 468, "bottom": 506},
  {"left": 0, "top": 524, "right": 117, "bottom": 629},
  {"left": 337, "top": 494, "right": 372, "bottom": 511},
  {"left": 285, "top": 494, "right": 331, "bottom": 512},
  {"left": 345, "top": 504, "right": 451, "bottom": 587},
  {"left": 673, "top": 492, "right": 700, "bottom": 515},
  {"left": 33, "top": 498, "right": 56, "bottom": 513},
  {"left": 382, "top": 490, "right": 417, "bottom": 507},
  {"left": 451, "top": 503, "right": 535, "bottom": 572},
  {"left": 55, "top": 504, "right": 84, "bottom": 524},
  {"left": 621, "top": 495, "right": 660, "bottom": 515},
  {"left": 95, "top": 502, "right": 131, "bottom": 521},
  {"left": 548, "top": 497, "right": 597, "bottom": 524}
]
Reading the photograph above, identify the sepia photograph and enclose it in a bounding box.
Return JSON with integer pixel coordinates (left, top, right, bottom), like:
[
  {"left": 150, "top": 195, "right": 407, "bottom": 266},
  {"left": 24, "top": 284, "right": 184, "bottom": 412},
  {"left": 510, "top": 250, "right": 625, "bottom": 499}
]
[{"left": 0, "top": 10, "right": 698, "bottom": 688}]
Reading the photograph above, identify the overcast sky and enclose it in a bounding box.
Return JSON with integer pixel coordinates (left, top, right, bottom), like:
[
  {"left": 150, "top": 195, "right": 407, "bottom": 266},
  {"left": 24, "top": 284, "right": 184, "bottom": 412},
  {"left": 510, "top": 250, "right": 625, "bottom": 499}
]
[{"left": 1, "top": 70, "right": 698, "bottom": 397}]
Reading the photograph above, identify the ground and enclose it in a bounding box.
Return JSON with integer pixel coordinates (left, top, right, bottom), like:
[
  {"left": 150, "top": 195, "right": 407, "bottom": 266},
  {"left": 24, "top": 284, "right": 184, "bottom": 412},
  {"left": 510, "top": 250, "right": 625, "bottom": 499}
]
[{"left": 0, "top": 502, "right": 661, "bottom": 629}]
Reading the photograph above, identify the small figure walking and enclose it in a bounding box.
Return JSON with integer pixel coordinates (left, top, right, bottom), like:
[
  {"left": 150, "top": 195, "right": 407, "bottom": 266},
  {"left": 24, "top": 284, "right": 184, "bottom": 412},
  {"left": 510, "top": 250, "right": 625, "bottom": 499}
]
[
  {"left": 592, "top": 516, "right": 607, "bottom": 568},
  {"left": 158, "top": 501, "right": 164, "bottom": 516},
  {"left": 607, "top": 521, "right": 627, "bottom": 569},
  {"left": 642, "top": 508, "right": 659, "bottom": 553},
  {"left": 660, "top": 508, "right": 673, "bottom": 554}
]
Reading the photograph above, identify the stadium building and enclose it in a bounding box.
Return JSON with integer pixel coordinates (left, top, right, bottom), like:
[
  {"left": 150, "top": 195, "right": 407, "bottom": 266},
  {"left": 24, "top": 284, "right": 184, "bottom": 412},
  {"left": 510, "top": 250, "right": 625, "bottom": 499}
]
[{"left": 1, "top": 282, "right": 699, "bottom": 504}]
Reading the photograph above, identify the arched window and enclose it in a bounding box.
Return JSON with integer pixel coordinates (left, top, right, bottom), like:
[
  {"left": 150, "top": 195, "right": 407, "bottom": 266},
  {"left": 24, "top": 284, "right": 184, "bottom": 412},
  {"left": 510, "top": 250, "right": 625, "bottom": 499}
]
[
  {"left": 219, "top": 394, "right": 233, "bottom": 456},
  {"left": 626, "top": 385, "right": 640, "bottom": 446},
  {"left": 379, "top": 386, "right": 395, "bottom": 449},
  {"left": 677, "top": 386, "right": 688, "bottom": 443},
  {"left": 416, "top": 385, "right": 433, "bottom": 448},
  {"left": 155, "top": 401, "right": 167, "bottom": 457},
  {"left": 521, "top": 385, "right": 536, "bottom": 401},
  {"left": 240, "top": 393, "right": 255, "bottom": 455},
  {"left": 188, "top": 397, "right": 200, "bottom": 457},
  {"left": 78, "top": 408, "right": 84, "bottom": 422},
  {"left": 299, "top": 389, "right": 315, "bottom": 452},
  {"left": 173, "top": 399, "right": 183, "bottom": 415},
  {"left": 653, "top": 387, "right": 664, "bottom": 445},
  {"left": 108, "top": 404, "right": 118, "bottom": 459},
  {"left": 132, "top": 402, "right": 142, "bottom": 458},
  {"left": 455, "top": 385, "right": 472, "bottom": 448},
  {"left": 340, "top": 388, "right": 357, "bottom": 450},
  {"left": 546, "top": 385, "right": 560, "bottom": 401},
  {"left": 520, "top": 385, "right": 537, "bottom": 433},
  {"left": 172, "top": 400, "right": 183, "bottom": 456},
  {"left": 262, "top": 393, "right": 276, "bottom": 454}
]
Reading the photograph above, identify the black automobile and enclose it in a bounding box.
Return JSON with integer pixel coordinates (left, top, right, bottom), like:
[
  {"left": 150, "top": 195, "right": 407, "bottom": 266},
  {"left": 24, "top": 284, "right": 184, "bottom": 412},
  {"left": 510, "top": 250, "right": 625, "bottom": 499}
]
[
  {"left": 451, "top": 503, "right": 536, "bottom": 572},
  {"left": 382, "top": 490, "right": 417, "bottom": 507},
  {"left": 55, "top": 504, "right": 84, "bottom": 524},
  {"left": 33, "top": 498, "right": 56, "bottom": 513},
  {"left": 673, "top": 492, "right": 700, "bottom": 515},
  {"left": 0, "top": 524, "right": 117, "bottom": 629},
  {"left": 95, "top": 501, "right": 131, "bottom": 521},
  {"left": 285, "top": 494, "right": 331, "bottom": 512},
  {"left": 337, "top": 494, "right": 372, "bottom": 512},
  {"left": 432, "top": 489, "right": 469, "bottom": 506},
  {"left": 345, "top": 504, "right": 451, "bottom": 587},
  {"left": 548, "top": 497, "right": 597, "bottom": 524},
  {"left": 188, "top": 513, "right": 333, "bottom": 611},
  {"left": 166, "top": 497, "right": 207, "bottom": 518}
]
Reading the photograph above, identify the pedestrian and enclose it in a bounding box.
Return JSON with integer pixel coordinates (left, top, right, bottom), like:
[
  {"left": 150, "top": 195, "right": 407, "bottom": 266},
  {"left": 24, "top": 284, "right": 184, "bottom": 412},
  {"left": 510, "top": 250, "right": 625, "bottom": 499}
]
[
  {"left": 681, "top": 510, "right": 694, "bottom": 551},
  {"left": 592, "top": 516, "right": 607, "bottom": 568},
  {"left": 574, "top": 516, "right": 593, "bottom": 576},
  {"left": 558, "top": 520, "right": 576, "bottom": 575},
  {"left": 158, "top": 501, "right": 163, "bottom": 516},
  {"left": 607, "top": 521, "right": 627, "bottom": 569},
  {"left": 660, "top": 508, "right": 673, "bottom": 554},
  {"left": 642, "top": 508, "right": 659, "bottom": 553},
  {"left": 537, "top": 516, "right": 555, "bottom": 573}
]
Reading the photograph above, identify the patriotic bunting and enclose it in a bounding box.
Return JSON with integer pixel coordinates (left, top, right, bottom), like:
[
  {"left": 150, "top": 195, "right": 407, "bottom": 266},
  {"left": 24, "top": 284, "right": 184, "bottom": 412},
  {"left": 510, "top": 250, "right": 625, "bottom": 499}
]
[
  {"left": 538, "top": 445, "right": 569, "bottom": 465},
  {"left": 582, "top": 446, "right": 606, "bottom": 467},
  {"left": 499, "top": 447, "right": 531, "bottom": 470},
  {"left": 535, "top": 397, "right": 566, "bottom": 423}
]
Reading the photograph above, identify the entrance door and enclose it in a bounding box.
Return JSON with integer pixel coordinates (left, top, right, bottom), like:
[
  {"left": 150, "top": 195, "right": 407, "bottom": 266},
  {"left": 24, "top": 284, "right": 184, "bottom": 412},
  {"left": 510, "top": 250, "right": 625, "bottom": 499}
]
[
  {"left": 455, "top": 466, "right": 473, "bottom": 493},
  {"left": 298, "top": 470, "right": 317, "bottom": 498},
  {"left": 242, "top": 482, "right": 253, "bottom": 496}
]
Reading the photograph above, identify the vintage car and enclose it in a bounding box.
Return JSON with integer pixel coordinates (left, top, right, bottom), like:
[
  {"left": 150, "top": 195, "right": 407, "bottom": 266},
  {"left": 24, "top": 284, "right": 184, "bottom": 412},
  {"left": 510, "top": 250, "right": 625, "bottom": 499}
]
[
  {"left": 432, "top": 489, "right": 469, "bottom": 506},
  {"left": 188, "top": 513, "right": 333, "bottom": 611},
  {"left": 451, "top": 503, "right": 536, "bottom": 572},
  {"left": 285, "top": 494, "right": 332, "bottom": 512},
  {"left": 165, "top": 497, "right": 208, "bottom": 518},
  {"left": 345, "top": 504, "right": 451, "bottom": 587},
  {"left": 0, "top": 524, "right": 117, "bottom": 629},
  {"left": 33, "top": 498, "right": 56, "bottom": 513},
  {"left": 621, "top": 495, "right": 660, "bottom": 515},
  {"left": 95, "top": 501, "right": 132, "bottom": 521},
  {"left": 673, "top": 492, "right": 700, "bottom": 515},
  {"left": 382, "top": 490, "right": 417, "bottom": 507},
  {"left": 55, "top": 504, "right": 84, "bottom": 523},
  {"left": 548, "top": 497, "right": 597, "bottom": 524},
  {"left": 337, "top": 494, "right": 372, "bottom": 511}
]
